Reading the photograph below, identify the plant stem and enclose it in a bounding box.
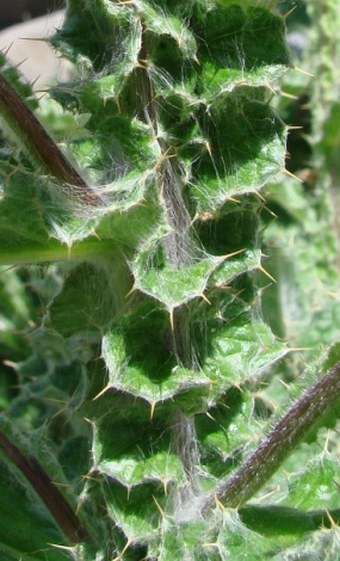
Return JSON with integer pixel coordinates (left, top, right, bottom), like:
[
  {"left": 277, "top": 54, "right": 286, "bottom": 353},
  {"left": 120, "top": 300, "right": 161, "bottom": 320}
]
[
  {"left": 0, "top": 238, "right": 115, "bottom": 266},
  {"left": 203, "top": 361, "right": 340, "bottom": 510},
  {"left": 0, "top": 238, "right": 117, "bottom": 266},
  {"left": 0, "top": 74, "right": 101, "bottom": 205},
  {"left": 0, "top": 430, "right": 91, "bottom": 544},
  {"left": 136, "top": 24, "right": 200, "bottom": 493},
  {"left": 239, "top": 504, "right": 340, "bottom": 535}
]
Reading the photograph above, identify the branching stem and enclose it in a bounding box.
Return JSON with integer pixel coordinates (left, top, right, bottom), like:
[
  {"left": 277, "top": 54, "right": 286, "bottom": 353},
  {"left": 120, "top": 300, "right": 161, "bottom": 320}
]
[
  {"left": 0, "top": 430, "right": 91, "bottom": 544},
  {"left": 0, "top": 74, "right": 101, "bottom": 205},
  {"left": 203, "top": 362, "right": 340, "bottom": 510}
]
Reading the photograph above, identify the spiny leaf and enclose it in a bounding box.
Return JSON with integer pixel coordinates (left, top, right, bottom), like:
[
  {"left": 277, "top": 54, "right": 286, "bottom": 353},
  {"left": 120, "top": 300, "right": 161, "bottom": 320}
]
[
  {"left": 133, "top": 252, "right": 227, "bottom": 310},
  {"left": 272, "top": 528, "right": 340, "bottom": 561},
  {"left": 94, "top": 406, "right": 186, "bottom": 487},
  {"left": 48, "top": 260, "right": 130, "bottom": 338},
  {"left": 192, "top": 3, "right": 291, "bottom": 90},
  {"left": 158, "top": 509, "right": 269, "bottom": 561},
  {"left": 198, "top": 305, "right": 288, "bottom": 395},
  {"left": 103, "top": 478, "right": 165, "bottom": 542},
  {"left": 190, "top": 88, "right": 286, "bottom": 212},
  {"left": 101, "top": 304, "right": 210, "bottom": 405},
  {"left": 284, "top": 454, "right": 340, "bottom": 511}
]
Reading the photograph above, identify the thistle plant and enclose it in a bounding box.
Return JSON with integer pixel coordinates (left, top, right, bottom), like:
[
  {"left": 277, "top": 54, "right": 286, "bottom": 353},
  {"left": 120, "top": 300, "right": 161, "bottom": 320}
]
[{"left": 0, "top": 1, "right": 339, "bottom": 561}]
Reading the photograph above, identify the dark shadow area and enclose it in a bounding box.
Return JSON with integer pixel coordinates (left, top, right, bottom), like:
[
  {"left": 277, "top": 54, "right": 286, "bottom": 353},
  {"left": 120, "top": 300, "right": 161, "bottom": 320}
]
[
  {"left": 195, "top": 199, "right": 260, "bottom": 255},
  {"left": 0, "top": 1, "right": 65, "bottom": 30}
]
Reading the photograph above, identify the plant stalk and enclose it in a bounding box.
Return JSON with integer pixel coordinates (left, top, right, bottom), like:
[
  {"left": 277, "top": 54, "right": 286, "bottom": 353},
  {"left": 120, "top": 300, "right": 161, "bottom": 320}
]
[
  {"left": 0, "top": 74, "right": 101, "bottom": 205},
  {"left": 136, "top": 24, "right": 200, "bottom": 493},
  {"left": 239, "top": 504, "right": 340, "bottom": 535},
  {"left": 0, "top": 430, "right": 91, "bottom": 544},
  {"left": 0, "top": 238, "right": 116, "bottom": 266},
  {"left": 203, "top": 361, "right": 340, "bottom": 510}
]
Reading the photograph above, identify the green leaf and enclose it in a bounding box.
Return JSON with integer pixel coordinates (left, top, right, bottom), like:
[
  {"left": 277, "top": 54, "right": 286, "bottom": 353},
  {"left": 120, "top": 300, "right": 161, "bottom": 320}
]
[
  {"left": 143, "top": 4, "right": 197, "bottom": 61},
  {"left": 0, "top": 52, "right": 38, "bottom": 111},
  {"left": 94, "top": 408, "right": 185, "bottom": 487},
  {"left": 190, "top": 88, "right": 286, "bottom": 211},
  {"left": 198, "top": 304, "right": 287, "bottom": 395},
  {"left": 192, "top": 3, "right": 291, "bottom": 91},
  {"left": 95, "top": 184, "right": 166, "bottom": 252},
  {"left": 104, "top": 479, "right": 164, "bottom": 542},
  {"left": 284, "top": 455, "right": 340, "bottom": 511},
  {"left": 101, "top": 305, "right": 210, "bottom": 405},
  {"left": 239, "top": 505, "right": 319, "bottom": 536},
  {"left": 210, "top": 249, "right": 262, "bottom": 287},
  {"left": 133, "top": 252, "right": 227, "bottom": 310},
  {"left": 273, "top": 528, "right": 340, "bottom": 561},
  {"left": 51, "top": 0, "right": 140, "bottom": 76},
  {"left": 158, "top": 509, "right": 268, "bottom": 561},
  {"left": 195, "top": 387, "right": 257, "bottom": 479},
  {"left": 0, "top": 173, "right": 49, "bottom": 247},
  {"left": 134, "top": 243, "right": 261, "bottom": 311},
  {"left": 48, "top": 263, "right": 109, "bottom": 337},
  {"left": 1, "top": 1, "right": 322, "bottom": 560},
  {"left": 0, "top": 458, "right": 71, "bottom": 561},
  {"left": 0, "top": 416, "right": 82, "bottom": 560}
]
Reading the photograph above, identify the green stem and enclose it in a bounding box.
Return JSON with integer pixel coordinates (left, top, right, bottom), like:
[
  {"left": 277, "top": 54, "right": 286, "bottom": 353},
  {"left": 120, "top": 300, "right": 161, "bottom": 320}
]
[
  {"left": 203, "top": 362, "right": 340, "bottom": 510},
  {"left": 136, "top": 24, "right": 200, "bottom": 495},
  {"left": 0, "top": 238, "right": 116, "bottom": 266},
  {"left": 239, "top": 504, "right": 340, "bottom": 535}
]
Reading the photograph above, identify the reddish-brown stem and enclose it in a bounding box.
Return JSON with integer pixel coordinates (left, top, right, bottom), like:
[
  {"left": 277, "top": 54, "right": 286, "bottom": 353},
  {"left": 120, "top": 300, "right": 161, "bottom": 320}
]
[
  {"left": 203, "top": 362, "right": 340, "bottom": 510},
  {"left": 0, "top": 73, "right": 101, "bottom": 205},
  {"left": 0, "top": 430, "right": 92, "bottom": 544}
]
